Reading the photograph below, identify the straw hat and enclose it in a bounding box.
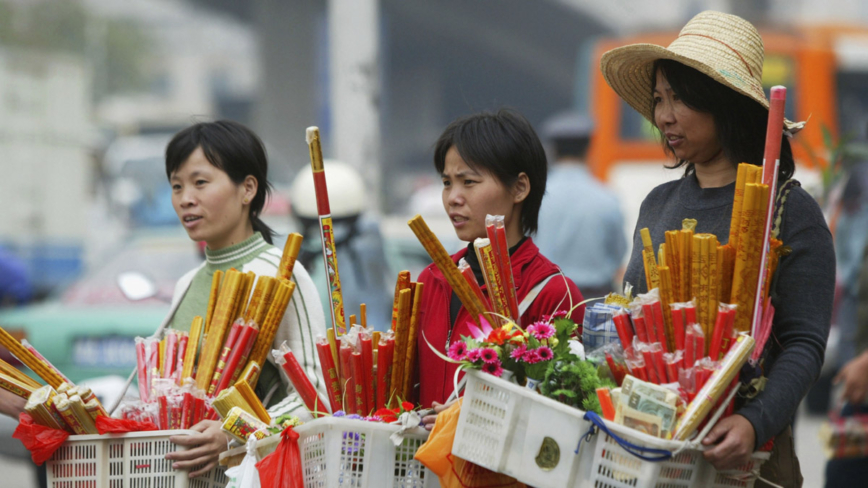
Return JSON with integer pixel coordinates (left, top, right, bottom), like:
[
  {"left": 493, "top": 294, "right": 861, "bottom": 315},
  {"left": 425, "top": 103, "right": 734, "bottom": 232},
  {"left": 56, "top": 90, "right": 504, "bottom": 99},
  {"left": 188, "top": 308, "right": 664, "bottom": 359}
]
[{"left": 600, "top": 11, "right": 804, "bottom": 132}]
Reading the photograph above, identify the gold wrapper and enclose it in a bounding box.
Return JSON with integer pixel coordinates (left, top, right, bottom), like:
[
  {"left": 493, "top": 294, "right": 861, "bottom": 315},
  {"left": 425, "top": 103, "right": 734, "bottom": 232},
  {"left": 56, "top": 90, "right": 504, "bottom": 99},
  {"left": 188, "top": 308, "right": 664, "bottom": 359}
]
[
  {"left": 84, "top": 398, "right": 107, "bottom": 422},
  {"left": 234, "top": 379, "right": 271, "bottom": 424},
  {"left": 0, "top": 372, "right": 35, "bottom": 399},
  {"left": 212, "top": 386, "right": 255, "bottom": 420},
  {"left": 68, "top": 395, "right": 98, "bottom": 434},
  {"left": 220, "top": 406, "right": 269, "bottom": 444},
  {"left": 673, "top": 334, "right": 755, "bottom": 440},
  {"left": 640, "top": 228, "right": 660, "bottom": 290},
  {"left": 25, "top": 385, "right": 65, "bottom": 430},
  {"left": 55, "top": 398, "right": 87, "bottom": 435}
]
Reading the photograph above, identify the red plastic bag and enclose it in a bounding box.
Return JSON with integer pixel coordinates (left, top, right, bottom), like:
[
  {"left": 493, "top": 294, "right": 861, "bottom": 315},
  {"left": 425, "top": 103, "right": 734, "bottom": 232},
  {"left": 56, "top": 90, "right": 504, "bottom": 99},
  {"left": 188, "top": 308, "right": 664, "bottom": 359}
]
[
  {"left": 12, "top": 413, "right": 70, "bottom": 466},
  {"left": 256, "top": 426, "right": 303, "bottom": 488},
  {"left": 96, "top": 415, "right": 159, "bottom": 434}
]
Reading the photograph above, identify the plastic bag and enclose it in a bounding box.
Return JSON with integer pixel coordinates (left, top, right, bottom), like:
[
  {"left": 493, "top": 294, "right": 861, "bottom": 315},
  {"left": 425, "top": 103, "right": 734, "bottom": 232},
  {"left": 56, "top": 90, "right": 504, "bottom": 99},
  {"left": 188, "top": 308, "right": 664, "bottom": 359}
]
[
  {"left": 96, "top": 415, "right": 159, "bottom": 434},
  {"left": 12, "top": 413, "right": 70, "bottom": 466},
  {"left": 227, "top": 437, "right": 262, "bottom": 488},
  {"left": 414, "top": 399, "right": 526, "bottom": 488},
  {"left": 256, "top": 426, "right": 302, "bottom": 488}
]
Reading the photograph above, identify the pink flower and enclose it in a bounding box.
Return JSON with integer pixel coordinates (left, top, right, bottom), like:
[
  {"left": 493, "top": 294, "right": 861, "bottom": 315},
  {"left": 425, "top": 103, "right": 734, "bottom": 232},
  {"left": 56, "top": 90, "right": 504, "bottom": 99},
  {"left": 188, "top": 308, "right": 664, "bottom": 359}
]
[
  {"left": 552, "top": 310, "right": 568, "bottom": 318},
  {"left": 448, "top": 341, "right": 468, "bottom": 361},
  {"left": 510, "top": 343, "right": 527, "bottom": 360},
  {"left": 529, "top": 322, "right": 555, "bottom": 340},
  {"left": 536, "top": 346, "right": 554, "bottom": 361},
  {"left": 466, "top": 349, "right": 482, "bottom": 362},
  {"left": 522, "top": 349, "right": 541, "bottom": 364},
  {"left": 467, "top": 315, "right": 494, "bottom": 340},
  {"left": 479, "top": 348, "right": 499, "bottom": 364},
  {"left": 481, "top": 360, "right": 504, "bottom": 377}
]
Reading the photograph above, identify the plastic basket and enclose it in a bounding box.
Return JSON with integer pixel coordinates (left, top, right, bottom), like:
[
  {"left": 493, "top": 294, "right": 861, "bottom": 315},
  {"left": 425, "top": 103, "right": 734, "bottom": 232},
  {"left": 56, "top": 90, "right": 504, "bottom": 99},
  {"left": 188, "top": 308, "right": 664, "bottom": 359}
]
[
  {"left": 45, "top": 430, "right": 228, "bottom": 488},
  {"left": 294, "top": 416, "right": 439, "bottom": 488},
  {"left": 576, "top": 411, "right": 770, "bottom": 488},
  {"left": 452, "top": 370, "right": 592, "bottom": 488}
]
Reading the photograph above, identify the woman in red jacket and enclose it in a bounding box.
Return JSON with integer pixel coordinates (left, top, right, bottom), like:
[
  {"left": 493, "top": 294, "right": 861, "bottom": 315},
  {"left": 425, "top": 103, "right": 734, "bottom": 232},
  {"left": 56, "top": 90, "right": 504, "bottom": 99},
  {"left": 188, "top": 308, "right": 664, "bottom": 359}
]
[{"left": 417, "top": 109, "right": 584, "bottom": 425}]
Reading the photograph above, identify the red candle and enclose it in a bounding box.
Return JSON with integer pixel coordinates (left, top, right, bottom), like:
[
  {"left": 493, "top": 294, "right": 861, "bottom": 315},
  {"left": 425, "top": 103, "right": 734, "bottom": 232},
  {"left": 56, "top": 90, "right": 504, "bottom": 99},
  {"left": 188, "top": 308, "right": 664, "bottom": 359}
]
[
  {"left": 613, "top": 313, "right": 634, "bottom": 350},
  {"left": 633, "top": 316, "right": 650, "bottom": 343},
  {"left": 493, "top": 221, "right": 519, "bottom": 322},
  {"left": 376, "top": 338, "right": 394, "bottom": 410},
  {"left": 164, "top": 331, "right": 177, "bottom": 379},
  {"left": 316, "top": 338, "right": 342, "bottom": 413},
  {"left": 651, "top": 347, "right": 668, "bottom": 383},
  {"left": 279, "top": 346, "right": 330, "bottom": 417},
  {"left": 339, "top": 342, "right": 357, "bottom": 414},
  {"left": 209, "top": 321, "right": 244, "bottom": 395},
  {"left": 685, "top": 325, "right": 696, "bottom": 368},
  {"left": 708, "top": 307, "right": 728, "bottom": 361},
  {"left": 181, "top": 392, "right": 194, "bottom": 428},
  {"left": 640, "top": 349, "right": 659, "bottom": 384},
  {"left": 228, "top": 325, "right": 260, "bottom": 386},
  {"left": 361, "top": 336, "right": 375, "bottom": 412},
  {"left": 175, "top": 334, "right": 188, "bottom": 384},
  {"left": 351, "top": 352, "right": 369, "bottom": 415},
  {"left": 215, "top": 324, "right": 258, "bottom": 395},
  {"left": 671, "top": 307, "right": 685, "bottom": 351},
  {"left": 651, "top": 301, "right": 669, "bottom": 353},
  {"left": 642, "top": 304, "right": 658, "bottom": 343},
  {"left": 685, "top": 305, "right": 697, "bottom": 325}
]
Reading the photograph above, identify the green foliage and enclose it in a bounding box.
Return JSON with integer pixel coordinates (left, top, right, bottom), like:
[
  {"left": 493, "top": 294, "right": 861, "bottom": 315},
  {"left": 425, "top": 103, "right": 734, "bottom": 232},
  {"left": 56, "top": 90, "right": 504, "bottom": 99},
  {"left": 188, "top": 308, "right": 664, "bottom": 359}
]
[{"left": 539, "top": 357, "right": 615, "bottom": 415}]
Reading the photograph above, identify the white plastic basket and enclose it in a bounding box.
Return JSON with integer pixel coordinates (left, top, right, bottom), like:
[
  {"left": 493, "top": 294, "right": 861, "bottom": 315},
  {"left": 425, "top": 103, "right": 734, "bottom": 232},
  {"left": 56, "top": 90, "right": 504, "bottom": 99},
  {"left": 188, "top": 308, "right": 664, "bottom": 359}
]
[
  {"left": 452, "top": 370, "right": 592, "bottom": 488},
  {"left": 46, "top": 430, "right": 228, "bottom": 488},
  {"left": 455, "top": 370, "right": 768, "bottom": 488},
  {"left": 294, "top": 416, "right": 439, "bottom": 488}
]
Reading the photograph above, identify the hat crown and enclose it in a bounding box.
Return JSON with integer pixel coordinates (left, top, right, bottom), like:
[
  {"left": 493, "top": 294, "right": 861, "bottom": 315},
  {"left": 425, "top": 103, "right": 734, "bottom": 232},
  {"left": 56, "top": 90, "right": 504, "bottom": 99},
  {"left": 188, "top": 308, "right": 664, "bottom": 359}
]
[{"left": 668, "top": 11, "right": 765, "bottom": 96}]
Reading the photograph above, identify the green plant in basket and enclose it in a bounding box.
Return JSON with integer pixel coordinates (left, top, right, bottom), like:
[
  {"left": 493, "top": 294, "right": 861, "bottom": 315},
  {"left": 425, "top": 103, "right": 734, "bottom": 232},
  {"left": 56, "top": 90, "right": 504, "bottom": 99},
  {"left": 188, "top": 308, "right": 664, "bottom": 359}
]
[{"left": 539, "top": 359, "right": 615, "bottom": 415}]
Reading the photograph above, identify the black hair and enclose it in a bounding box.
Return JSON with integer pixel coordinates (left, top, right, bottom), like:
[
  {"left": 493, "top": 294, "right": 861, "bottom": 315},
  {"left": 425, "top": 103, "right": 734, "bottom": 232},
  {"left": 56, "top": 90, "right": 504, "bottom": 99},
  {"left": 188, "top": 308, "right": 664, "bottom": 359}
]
[
  {"left": 165, "top": 120, "right": 275, "bottom": 244},
  {"left": 652, "top": 59, "right": 795, "bottom": 182},
  {"left": 434, "top": 109, "right": 547, "bottom": 235}
]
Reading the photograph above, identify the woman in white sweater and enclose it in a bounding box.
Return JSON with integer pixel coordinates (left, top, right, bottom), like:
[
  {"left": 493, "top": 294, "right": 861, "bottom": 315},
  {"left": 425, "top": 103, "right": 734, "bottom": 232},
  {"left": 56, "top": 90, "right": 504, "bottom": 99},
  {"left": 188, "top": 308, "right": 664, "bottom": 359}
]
[{"left": 160, "top": 120, "right": 326, "bottom": 478}]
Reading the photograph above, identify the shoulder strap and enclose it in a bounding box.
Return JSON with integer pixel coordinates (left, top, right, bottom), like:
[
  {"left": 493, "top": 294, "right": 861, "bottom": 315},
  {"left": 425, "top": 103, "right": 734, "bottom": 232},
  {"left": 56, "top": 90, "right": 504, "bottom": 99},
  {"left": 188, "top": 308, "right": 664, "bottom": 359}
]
[
  {"left": 518, "top": 272, "right": 562, "bottom": 316},
  {"left": 771, "top": 178, "right": 800, "bottom": 240}
]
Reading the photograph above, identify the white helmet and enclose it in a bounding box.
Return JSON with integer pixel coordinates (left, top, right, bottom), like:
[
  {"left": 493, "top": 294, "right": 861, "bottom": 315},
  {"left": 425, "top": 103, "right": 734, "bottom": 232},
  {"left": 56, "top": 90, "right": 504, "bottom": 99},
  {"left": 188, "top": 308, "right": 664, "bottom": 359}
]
[{"left": 290, "top": 160, "right": 367, "bottom": 219}]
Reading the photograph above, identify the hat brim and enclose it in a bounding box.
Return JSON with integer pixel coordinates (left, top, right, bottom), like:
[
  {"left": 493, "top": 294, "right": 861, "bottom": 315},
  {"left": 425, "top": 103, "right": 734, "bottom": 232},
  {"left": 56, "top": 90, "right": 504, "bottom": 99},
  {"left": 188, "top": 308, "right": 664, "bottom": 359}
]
[{"left": 600, "top": 44, "right": 804, "bottom": 133}]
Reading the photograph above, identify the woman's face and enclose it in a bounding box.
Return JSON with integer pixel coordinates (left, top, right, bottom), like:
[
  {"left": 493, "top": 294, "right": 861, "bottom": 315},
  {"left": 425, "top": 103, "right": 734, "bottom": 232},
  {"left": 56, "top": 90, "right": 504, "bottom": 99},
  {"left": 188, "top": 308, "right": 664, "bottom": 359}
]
[
  {"left": 441, "top": 146, "right": 525, "bottom": 244},
  {"left": 653, "top": 70, "right": 721, "bottom": 165},
  {"left": 170, "top": 146, "right": 256, "bottom": 250}
]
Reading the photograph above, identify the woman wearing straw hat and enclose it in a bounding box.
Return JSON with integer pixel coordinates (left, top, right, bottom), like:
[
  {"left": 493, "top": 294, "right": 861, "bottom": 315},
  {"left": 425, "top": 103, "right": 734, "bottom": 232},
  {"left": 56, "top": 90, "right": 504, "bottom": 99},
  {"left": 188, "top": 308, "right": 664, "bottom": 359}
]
[{"left": 601, "top": 11, "right": 834, "bottom": 485}]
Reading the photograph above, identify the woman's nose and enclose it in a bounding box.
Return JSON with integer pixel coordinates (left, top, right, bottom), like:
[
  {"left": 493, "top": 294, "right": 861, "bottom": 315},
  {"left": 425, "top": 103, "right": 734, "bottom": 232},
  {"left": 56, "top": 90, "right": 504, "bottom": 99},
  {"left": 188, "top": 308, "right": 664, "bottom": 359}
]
[
  {"left": 656, "top": 101, "right": 676, "bottom": 126},
  {"left": 446, "top": 187, "right": 464, "bottom": 207}
]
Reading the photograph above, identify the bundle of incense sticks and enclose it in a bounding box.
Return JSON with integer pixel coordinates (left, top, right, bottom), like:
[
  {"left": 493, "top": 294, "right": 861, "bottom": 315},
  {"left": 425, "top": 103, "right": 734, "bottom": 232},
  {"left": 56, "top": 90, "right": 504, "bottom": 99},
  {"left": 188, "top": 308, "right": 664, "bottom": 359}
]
[
  {"left": 277, "top": 233, "right": 304, "bottom": 281},
  {"left": 640, "top": 228, "right": 660, "bottom": 291},
  {"left": 389, "top": 282, "right": 423, "bottom": 406},
  {"left": 408, "top": 215, "right": 488, "bottom": 325},
  {"left": 0, "top": 326, "right": 65, "bottom": 388},
  {"left": 474, "top": 238, "right": 511, "bottom": 325},
  {"left": 485, "top": 215, "right": 519, "bottom": 322},
  {"left": 729, "top": 164, "right": 771, "bottom": 334}
]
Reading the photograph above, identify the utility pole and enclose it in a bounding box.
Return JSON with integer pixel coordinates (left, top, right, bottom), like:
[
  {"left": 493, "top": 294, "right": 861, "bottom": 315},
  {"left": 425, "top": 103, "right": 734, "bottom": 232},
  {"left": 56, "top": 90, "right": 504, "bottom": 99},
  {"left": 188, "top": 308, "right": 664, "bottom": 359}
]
[{"left": 328, "top": 0, "right": 382, "bottom": 212}]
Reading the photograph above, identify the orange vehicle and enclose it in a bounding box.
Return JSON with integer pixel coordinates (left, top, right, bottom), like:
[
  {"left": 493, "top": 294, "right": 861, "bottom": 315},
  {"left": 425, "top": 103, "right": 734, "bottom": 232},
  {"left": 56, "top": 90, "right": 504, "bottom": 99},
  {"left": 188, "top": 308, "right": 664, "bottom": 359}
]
[{"left": 585, "top": 24, "right": 868, "bottom": 233}]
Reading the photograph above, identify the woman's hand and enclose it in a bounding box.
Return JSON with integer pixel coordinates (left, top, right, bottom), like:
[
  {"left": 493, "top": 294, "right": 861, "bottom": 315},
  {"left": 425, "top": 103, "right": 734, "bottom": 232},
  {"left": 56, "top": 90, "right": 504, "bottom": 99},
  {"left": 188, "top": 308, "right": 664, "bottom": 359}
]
[
  {"left": 421, "top": 400, "right": 454, "bottom": 431},
  {"left": 166, "top": 420, "right": 230, "bottom": 478},
  {"left": 701, "top": 414, "right": 756, "bottom": 471},
  {"left": 0, "top": 389, "right": 27, "bottom": 419},
  {"left": 834, "top": 350, "right": 868, "bottom": 405}
]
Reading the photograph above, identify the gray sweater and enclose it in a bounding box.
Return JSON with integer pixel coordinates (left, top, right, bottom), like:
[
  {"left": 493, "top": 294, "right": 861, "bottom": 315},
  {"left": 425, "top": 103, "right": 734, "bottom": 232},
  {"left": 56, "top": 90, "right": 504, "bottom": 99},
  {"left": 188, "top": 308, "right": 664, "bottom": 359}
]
[{"left": 623, "top": 172, "right": 835, "bottom": 448}]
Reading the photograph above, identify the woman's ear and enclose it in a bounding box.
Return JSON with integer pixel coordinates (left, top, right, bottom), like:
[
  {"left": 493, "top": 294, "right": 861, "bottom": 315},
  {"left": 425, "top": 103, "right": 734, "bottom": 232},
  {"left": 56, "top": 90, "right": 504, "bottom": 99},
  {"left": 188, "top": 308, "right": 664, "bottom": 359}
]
[
  {"left": 242, "top": 175, "right": 258, "bottom": 205},
  {"left": 512, "top": 172, "right": 530, "bottom": 204}
]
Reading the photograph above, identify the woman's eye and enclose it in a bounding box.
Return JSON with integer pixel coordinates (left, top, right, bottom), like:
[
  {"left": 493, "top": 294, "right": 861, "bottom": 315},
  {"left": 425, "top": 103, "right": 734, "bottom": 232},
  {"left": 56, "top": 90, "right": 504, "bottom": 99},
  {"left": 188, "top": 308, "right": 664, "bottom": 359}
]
[
  {"left": 442, "top": 179, "right": 451, "bottom": 187},
  {"left": 196, "top": 179, "right": 207, "bottom": 186},
  {"left": 172, "top": 184, "right": 181, "bottom": 191},
  {"left": 464, "top": 179, "right": 476, "bottom": 186},
  {"left": 653, "top": 96, "right": 662, "bottom": 104}
]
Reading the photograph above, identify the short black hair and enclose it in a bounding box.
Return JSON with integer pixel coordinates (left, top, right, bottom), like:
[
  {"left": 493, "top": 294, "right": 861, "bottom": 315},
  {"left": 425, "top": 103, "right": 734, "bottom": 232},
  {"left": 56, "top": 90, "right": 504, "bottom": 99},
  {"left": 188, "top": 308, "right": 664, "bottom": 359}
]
[
  {"left": 165, "top": 120, "right": 276, "bottom": 244},
  {"left": 434, "top": 109, "right": 547, "bottom": 235},
  {"left": 652, "top": 59, "right": 795, "bottom": 182}
]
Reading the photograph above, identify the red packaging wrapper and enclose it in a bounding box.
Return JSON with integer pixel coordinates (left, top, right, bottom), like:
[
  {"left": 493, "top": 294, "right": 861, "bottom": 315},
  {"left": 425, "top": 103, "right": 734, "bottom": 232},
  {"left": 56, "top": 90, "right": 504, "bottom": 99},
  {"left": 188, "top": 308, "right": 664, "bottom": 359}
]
[
  {"left": 158, "top": 396, "right": 169, "bottom": 430},
  {"left": 650, "top": 345, "right": 668, "bottom": 383},
  {"left": 651, "top": 301, "right": 669, "bottom": 353},
  {"left": 641, "top": 304, "right": 658, "bottom": 343},
  {"left": 229, "top": 325, "right": 260, "bottom": 386},
  {"left": 194, "top": 397, "right": 207, "bottom": 426},
  {"left": 459, "top": 259, "right": 489, "bottom": 313},
  {"left": 175, "top": 334, "right": 188, "bottom": 384},
  {"left": 376, "top": 337, "right": 394, "bottom": 410},
  {"left": 685, "top": 306, "right": 697, "bottom": 325},
  {"left": 181, "top": 392, "right": 194, "bottom": 429},
  {"left": 95, "top": 415, "right": 159, "bottom": 434},
  {"left": 351, "top": 351, "right": 369, "bottom": 415},
  {"left": 209, "top": 321, "right": 244, "bottom": 395},
  {"left": 670, "top": 307, "right": 685, "bottom": 351},
  {"left": 720, "top": 308, "right": 737, "bottom": 355},
  {"left": 315, "top": 338, "right": 342, "bottom": 413},
  {"left": 663, "top": 350, "right": 683, "bottom": 386},
  {"left": 163, "top": 331, "right": 177, "bottom": 379},
  {"left": 256, "top": 427, "right": 304, "bottom": 488},
  {"left": 338, "top": 341, "right": 357, "bottom": 414},
  {"left": 361, "top": 335, "right": 375, "bottom": 412},
  {"left": 490, "top": 217, "right": 520, "bottom": 322},
  {"left": 274, "top": 342, "right": 329, "bottom": 417},
  {"left": 633, "top": 315, "right": 650, "bottom": 344},
  {"left": 215, "top": 323, "right": 258, "bottom": 395},
  {"left": 612, "top": 311, "right": 634, "bottom": 350},
  {"left": 708, "top": 305, "right": 729, "bottom": 361},
  {"left": 135, "top": 338, "right": 151, "bottom": 402},
  {"left": 639, "top": 348, "right": 659, "bottom": 384}
]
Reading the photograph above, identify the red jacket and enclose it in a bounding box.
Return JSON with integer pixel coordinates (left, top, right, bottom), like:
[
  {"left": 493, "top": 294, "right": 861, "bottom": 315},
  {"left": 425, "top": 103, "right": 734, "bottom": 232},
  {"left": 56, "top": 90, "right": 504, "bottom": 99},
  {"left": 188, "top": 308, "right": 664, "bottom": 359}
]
[{"left": 415, "top": 238, "right": 584, "bottom": 407}]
